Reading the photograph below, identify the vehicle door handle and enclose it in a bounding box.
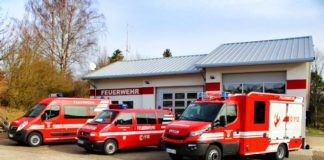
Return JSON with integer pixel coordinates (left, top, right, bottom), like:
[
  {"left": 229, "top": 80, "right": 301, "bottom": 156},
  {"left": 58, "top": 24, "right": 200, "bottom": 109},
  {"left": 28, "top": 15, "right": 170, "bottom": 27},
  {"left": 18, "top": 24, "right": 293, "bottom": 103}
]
[{"left": 236, "top": 128, "right": 240, "bottom": 134}]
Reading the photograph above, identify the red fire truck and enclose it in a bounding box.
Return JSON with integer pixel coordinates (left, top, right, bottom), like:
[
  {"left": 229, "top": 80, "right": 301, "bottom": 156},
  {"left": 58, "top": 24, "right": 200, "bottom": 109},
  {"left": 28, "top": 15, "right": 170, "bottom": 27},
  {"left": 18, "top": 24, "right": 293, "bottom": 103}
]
[
  {"left": 163, "top": 92, "right": 304, "bottom": 160},
  {"left": 77, "top": 108, "right": 174, "bottom": 154},
  {"left": 8, "top": 97, "right": 111, "bottom": 146}
]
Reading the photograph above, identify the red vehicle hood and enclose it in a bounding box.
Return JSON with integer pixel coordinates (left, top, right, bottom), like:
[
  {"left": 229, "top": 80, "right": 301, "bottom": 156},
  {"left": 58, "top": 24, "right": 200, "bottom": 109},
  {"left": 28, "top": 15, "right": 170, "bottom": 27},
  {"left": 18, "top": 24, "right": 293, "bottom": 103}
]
[
  {"left": 10, "top": 117, "right": 34, "bottom": 126},
  {"left": 165, "top": 120, "right": 211, "bottom": 136},
  {"left": 79, "top": 123, "right": 109, "bottom": 132}
]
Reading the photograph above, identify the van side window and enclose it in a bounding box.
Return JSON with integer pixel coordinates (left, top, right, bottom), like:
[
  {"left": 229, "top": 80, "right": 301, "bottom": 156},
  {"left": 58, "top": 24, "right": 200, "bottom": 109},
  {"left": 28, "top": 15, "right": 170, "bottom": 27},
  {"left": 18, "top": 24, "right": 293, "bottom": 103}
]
[
  {"left": 158, "top": 113, "right": 173, "bottom": 124},
  {"left": 226, "top": 104, "right": 237, "bottom": 124},
  {"left": 136, "top": 112, "right": 156, "bottom": 125},
  {"left": 254, "top": 101, "right": 266, "bottom": 124},
  {"left": 64, "top": 106, "right": 95, "bottom": 119},
  {"left": 44, "top": 105, "right": 60, "bottom": 120},
  {"left": 116, "top": 113, "right": 133, "bottom": 125}
]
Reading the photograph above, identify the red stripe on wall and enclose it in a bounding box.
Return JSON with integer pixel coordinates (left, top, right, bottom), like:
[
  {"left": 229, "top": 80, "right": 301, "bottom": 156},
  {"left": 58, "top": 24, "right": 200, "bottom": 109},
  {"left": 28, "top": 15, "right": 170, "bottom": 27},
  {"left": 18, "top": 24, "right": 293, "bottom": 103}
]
[
  {"left": 286, "top": 79, "right": 307, "bottom": 89},
  {"left": 206, "top": 82, "right": 220, "bottom": 91},
  {"left": 141, "top": 87, "right": 154, "bottom": 94}
]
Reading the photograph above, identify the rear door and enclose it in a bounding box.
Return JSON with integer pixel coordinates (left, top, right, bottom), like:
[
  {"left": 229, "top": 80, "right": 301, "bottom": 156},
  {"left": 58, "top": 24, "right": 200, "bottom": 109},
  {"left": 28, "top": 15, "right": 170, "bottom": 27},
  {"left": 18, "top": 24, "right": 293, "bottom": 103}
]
[
  {"left": 269, "top": 102, "right": 287, "bottom": 141},
  {"left": 285, "top": 103, "right": 303, "bottom": 139}
]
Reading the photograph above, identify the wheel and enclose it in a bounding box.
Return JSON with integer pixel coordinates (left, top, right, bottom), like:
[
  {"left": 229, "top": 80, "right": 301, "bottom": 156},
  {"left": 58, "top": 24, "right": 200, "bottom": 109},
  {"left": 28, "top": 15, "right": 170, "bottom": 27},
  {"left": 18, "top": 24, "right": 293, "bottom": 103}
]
[
  {"left": 103, "top": 139, "right": 117, "bottom": 155},
  {"left": 27, "top": 132, "right": 42, "bottom": 147},
  {"left": 205, "top": 145, "right": 222, "bottom": 160},
  {"left": 272, "top": 144, "right": 287, "bottom": 160},
  {"left": 168, "top": 153, "right": 183, "bottom": 160}
]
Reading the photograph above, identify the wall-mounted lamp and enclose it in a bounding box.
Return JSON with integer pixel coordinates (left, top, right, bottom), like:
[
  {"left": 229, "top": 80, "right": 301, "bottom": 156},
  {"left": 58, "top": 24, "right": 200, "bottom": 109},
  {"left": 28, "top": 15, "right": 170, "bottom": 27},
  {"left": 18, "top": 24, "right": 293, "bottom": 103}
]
[
  {"left": 210, "top": 75, "right": 215, "bottom": 79},
  {"left": 145, "top": 81, "right": 150, "bottom": 84}
]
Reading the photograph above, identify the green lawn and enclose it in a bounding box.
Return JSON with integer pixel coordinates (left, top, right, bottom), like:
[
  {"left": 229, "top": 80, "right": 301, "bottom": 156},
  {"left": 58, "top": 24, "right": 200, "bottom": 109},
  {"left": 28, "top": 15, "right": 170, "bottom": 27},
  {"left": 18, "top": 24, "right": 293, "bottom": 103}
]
[{"left": 307, "top": 127, "right": 324, "bottom": 135}]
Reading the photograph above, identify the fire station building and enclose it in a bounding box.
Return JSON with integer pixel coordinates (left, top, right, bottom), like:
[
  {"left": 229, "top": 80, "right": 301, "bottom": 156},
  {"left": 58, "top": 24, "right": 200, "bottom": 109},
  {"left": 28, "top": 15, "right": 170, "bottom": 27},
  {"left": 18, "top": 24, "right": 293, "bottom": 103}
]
[{"left": 84, "top": 36, "right": 315, "bottom": 115}]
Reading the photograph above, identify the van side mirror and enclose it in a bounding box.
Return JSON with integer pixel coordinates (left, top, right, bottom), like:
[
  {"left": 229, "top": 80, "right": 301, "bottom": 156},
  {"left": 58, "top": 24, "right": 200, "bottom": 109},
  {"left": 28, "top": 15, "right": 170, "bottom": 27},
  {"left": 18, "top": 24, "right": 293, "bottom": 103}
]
[
  {"left": 175, "top": 114, "right": 181, "bottom": 120},
  {"left": 219, "top": 116, "right": 226, "bottom": 127}
]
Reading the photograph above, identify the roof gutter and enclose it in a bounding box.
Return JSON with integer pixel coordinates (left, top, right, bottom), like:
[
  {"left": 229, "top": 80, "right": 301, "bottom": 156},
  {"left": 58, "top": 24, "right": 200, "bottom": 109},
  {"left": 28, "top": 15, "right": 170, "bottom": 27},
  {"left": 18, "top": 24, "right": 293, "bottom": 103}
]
[{"left": 195, "top": 57, "right": 315, "bottom": 68}]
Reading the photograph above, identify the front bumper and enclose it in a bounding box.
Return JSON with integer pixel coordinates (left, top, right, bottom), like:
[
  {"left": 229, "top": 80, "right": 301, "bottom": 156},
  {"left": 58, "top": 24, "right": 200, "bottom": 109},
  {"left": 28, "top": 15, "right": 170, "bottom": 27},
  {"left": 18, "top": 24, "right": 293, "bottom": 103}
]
[
  {"left": 8, "top": 129, "right": 29, "bottom": 142},
  {"left": 77, "top": 137, "right": 104, "bottom": 151},
  {"left": 165, "top": 141, "right": 209, "bottom": 157}
]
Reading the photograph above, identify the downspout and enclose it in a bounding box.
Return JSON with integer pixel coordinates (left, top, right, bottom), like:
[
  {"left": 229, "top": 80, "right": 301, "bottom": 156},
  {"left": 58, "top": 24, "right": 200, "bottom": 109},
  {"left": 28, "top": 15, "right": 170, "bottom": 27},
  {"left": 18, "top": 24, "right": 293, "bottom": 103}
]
[
  {"left": 88, "top": 80, "right": 97, "bottom": 98},
  {"left": 200, "top": 68, "right": 206, "bottom": 92}
]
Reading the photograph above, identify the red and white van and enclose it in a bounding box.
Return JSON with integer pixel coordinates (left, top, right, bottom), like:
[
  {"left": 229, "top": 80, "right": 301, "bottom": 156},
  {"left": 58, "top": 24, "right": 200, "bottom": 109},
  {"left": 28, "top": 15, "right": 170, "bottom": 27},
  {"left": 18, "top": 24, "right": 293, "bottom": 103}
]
[
  {"left": 163, "top": 92, "right": 304, "bottom": 160},
  {"left": 77, "top": 109, "right": 174, "bottom": 154},
  {"left": 8, "top": 97, "right": 110, "bottom": 146}
]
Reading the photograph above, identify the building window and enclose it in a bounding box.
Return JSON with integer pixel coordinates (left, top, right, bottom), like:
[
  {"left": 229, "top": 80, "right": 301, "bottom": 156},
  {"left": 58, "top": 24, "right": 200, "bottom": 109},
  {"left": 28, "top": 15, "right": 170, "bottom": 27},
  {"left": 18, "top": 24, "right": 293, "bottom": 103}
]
[
  {"left": 187, "top": 93, "right": 197, "bottom": 99},
  {"left": 112, "top": 101, "right": 119, "bottom": 104},
  {"left": 254, "top": 101, "right": 266, "bottom": 124},
  {"left": 223, "top": 82, "right": 286, "bottom": 94},
  {"left": 175, "top": 101, "right": 185, "bottom": 107},
  {"left": 122, "top": 101, "right": 134, "bottom": 109},
  {"left": 175, "top": 93, "right": 185, "bottom": 99},
  {"left": 243, "top": 83, "right": 263, "bottom": 93},
  {"left": 163, "top": 101, "right": 173, "bottom": 107},
  {"left": 264, "top": 83, "right": 286, "bottom": 94},
  {"left": 163, "top": 93, "right": 173, "bottom": 99}
]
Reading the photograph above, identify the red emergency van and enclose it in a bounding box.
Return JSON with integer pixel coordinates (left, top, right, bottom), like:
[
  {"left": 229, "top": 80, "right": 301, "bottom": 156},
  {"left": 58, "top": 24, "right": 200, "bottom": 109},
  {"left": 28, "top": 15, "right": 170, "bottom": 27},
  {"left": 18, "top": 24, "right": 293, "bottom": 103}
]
[
  {"left": 77, "top": 109, "right": 174, "bottom": 154},
  {"left": 8, "top": 97, "right": 110, "bottom": 146},
  {"left": 163, "top": 92, "right": 304, "bottom": 160}
]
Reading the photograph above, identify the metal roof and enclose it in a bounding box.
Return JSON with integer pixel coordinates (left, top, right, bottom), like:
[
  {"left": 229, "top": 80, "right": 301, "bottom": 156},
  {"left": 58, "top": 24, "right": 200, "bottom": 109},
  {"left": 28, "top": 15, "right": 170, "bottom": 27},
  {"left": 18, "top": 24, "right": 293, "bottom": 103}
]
[
  {"left": 83, "top": 54, "right": 206, "bottom": 79},
  {"left": 195, "top": 36, "right": 315, "bottom": 67}
]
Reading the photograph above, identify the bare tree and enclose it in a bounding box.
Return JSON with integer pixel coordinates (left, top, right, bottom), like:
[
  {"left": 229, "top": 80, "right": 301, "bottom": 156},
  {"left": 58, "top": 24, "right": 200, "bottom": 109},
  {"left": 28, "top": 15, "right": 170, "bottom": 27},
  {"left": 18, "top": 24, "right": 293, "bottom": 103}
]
[
  {"left": 0, "top": 11, "right": 14, "bottom": 61},
  {"left": 26, "top": 0, "right": 105, "bottom": 72},
  {"left": 310, "top": 49, "right": 324, "bottom": 128}
]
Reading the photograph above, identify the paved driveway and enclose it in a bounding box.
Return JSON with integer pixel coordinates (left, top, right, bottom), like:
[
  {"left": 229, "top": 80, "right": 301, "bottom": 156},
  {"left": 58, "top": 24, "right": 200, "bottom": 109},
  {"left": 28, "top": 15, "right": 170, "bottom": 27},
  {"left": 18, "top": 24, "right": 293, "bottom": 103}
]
[{"left": 0, "top": 134, "right": 323, "bottom": 160}]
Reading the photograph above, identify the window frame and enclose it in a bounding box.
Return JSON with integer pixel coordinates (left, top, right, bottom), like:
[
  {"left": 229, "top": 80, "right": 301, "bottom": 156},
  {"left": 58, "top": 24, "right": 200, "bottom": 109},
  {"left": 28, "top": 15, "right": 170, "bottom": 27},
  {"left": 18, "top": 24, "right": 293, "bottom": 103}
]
[{"left": 63, "top": 105, "right": 96, "bottom": 119}]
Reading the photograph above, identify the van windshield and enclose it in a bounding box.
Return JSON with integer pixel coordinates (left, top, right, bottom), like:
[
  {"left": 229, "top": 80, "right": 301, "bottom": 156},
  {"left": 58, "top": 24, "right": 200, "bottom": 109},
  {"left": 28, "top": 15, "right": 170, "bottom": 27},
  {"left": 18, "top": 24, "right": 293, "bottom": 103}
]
[
  {"left": 179, "top": 103, "right": 224, "bottom": 122},
  {"left": 24, "top": 104, "right": 47, "bottom": 118},
  {"left": 92, "top": 110, "right": 119, "bottom": 124}
]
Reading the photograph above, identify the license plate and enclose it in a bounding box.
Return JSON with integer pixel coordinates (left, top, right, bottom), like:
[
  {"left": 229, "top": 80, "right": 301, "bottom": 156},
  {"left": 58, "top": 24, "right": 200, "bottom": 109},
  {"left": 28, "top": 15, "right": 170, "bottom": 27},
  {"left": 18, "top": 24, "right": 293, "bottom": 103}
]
[
  {"left": 8, "top": 134, "right": 13, "bottom": 138},
  {"left": 166, "top": 148, "right": 176, "bottom": 154},
  {"left": 77, "top": 139, "right": 84, "bottom": 144}
]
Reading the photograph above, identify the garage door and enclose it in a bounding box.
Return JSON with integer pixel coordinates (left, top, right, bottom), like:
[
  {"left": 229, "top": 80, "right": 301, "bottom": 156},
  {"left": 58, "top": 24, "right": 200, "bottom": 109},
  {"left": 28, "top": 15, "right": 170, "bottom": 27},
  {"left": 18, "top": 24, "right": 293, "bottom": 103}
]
[
  {"left": 222, "top": 71, "right": 286, "bottom": 94},
  {"left": 156, "top": 86, "right": 203, "bottom": 116}
]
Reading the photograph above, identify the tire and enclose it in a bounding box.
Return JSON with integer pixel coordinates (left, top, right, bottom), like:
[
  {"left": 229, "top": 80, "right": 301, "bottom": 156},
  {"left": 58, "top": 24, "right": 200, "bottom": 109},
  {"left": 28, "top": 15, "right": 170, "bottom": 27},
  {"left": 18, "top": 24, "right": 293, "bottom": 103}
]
[
  {"left": 205, "top": 145, "right": 222, "bottom": 160},
  {"left": 27, "top": 132, "right": 42, "bottom": 147},
  {"left": 103, "top": 139, "right": 118, "bottom": 155},
  {"left": 273, "top": 144, "right": 287, "bottom": 160},
  {"left": 168, "top": 153, "right": 183, "bottom": 160}
]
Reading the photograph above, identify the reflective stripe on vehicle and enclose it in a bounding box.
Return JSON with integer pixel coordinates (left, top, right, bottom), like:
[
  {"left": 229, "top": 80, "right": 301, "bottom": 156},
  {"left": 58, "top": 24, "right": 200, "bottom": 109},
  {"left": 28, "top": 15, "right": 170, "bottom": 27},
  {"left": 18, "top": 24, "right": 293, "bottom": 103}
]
[{"left": 99, "top": 130, "right": 165, "bottom": 136}]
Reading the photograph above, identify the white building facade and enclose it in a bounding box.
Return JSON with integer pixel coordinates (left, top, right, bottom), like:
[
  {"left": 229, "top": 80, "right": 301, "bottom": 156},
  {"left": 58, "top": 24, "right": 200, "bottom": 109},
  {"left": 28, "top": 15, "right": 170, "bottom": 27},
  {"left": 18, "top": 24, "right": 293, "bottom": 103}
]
[{"left": 84, "top": 36, "right": 314, "bottom": 119}]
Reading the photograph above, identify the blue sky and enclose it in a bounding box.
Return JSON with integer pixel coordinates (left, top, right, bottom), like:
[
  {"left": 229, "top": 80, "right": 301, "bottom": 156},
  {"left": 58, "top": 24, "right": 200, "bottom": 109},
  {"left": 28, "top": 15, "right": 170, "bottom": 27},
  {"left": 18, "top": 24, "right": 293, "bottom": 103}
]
[{"left": 1, "top": 0, "right": 324, "bottom": 62}]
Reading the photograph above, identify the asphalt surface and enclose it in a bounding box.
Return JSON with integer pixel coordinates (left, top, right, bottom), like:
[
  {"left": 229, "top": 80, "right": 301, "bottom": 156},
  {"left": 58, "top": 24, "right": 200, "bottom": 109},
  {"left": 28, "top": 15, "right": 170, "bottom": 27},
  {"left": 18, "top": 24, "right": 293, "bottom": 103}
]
[{"left": 0, "top": 133, "right": 323, "bottom": 160}]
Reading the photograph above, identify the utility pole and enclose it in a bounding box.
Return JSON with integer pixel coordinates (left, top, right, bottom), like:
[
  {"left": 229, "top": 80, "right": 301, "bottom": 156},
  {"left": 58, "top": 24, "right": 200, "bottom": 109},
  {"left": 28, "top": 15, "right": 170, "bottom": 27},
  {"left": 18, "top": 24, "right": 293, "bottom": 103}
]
[{"left": 125, "top": 24, "right": 130, "bottom": 59}]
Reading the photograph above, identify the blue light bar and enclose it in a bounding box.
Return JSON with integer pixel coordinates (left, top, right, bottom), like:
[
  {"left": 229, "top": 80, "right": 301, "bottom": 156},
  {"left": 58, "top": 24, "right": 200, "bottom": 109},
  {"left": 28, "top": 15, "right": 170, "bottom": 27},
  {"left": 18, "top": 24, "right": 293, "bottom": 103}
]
[
  {"left": 221, "top": 91, "right": 229, "bottom": 99},
  {"left": 119, "top": 104, "right": 128, "bottom": 109},
  {"left": 198, "top": 92, "right": 205, "bottom": 98}
]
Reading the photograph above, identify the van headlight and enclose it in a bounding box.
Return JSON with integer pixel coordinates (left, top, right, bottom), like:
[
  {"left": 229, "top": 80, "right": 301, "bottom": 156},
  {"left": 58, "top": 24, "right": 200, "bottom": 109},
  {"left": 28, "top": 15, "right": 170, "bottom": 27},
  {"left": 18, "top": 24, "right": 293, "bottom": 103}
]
[
  {"left": 90, "top": 132, "right": 98, "bottom": 136},
  {"left": 189, "top": 128, "right": 209, "bottom": 137},
  {"left": 17, "top": 121, "right": 28, "bottom": 131}
]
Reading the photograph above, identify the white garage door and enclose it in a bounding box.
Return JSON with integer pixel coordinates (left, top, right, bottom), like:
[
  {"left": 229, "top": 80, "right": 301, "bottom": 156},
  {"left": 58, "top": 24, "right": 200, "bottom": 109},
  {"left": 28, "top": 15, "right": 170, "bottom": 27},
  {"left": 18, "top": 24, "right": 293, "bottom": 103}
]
[
  {"left": 156, "top": 86, "right": 203, "bottom": 116},
  {"left": 222, "top": 71, "right": 286, "bottom": 94}
]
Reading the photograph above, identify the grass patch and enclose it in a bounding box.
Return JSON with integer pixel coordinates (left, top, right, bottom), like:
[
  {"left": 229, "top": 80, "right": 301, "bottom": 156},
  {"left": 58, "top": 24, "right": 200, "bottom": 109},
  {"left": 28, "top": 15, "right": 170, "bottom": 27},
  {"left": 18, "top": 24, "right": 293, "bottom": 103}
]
[
  {"left": 0, "top": 106, "right": 26, "bottom": 122},
  {"left": 307, "top": 127, "right": 324, "bottom": 135}
]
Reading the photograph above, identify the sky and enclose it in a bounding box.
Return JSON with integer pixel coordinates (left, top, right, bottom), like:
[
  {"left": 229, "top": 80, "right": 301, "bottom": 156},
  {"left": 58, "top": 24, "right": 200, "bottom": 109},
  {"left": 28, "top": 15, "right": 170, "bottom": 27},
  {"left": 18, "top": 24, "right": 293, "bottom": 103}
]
[{"left": 1, "top": 0, "right": 324, "bottom": 72}]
